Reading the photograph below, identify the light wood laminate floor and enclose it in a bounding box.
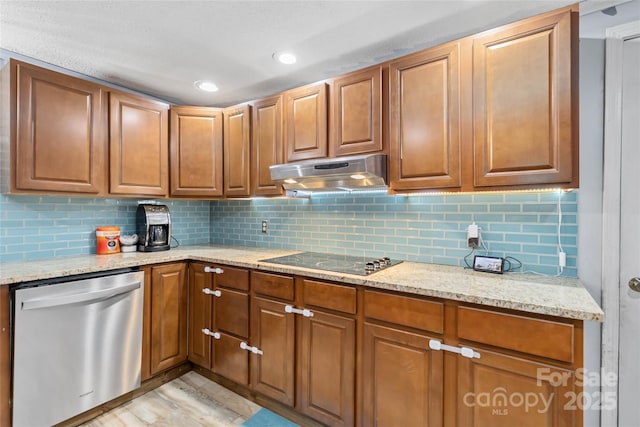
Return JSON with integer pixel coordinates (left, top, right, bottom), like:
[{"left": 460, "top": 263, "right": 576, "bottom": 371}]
[{"left": 81, "top": 372, "right": 261, "bottom": 426}]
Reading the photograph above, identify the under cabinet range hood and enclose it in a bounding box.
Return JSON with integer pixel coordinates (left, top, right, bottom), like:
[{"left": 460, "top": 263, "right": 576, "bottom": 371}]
[{"left": 269, "top": 153, "right": 388, "bottom": 195}]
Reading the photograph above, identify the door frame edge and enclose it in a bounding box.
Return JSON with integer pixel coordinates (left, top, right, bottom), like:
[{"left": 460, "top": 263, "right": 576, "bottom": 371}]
[{"left": 601, "top": 19, "right": 640, "bottom": 427}]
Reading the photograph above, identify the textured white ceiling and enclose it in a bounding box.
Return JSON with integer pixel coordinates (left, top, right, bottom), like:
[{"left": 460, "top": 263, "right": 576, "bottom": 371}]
[{"left": 0, "top": 0, "right": 579, "bottom": 107}]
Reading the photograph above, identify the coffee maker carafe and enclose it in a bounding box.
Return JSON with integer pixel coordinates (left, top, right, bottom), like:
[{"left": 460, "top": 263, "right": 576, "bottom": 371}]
[{"left": 136, "top": 204, "right": 171, "bottom": 252}]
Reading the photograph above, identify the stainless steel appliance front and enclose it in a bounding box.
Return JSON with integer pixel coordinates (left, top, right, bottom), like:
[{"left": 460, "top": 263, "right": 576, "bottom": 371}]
[
  {"left": 12, "top": 269, "right": 144, "bottom": 426},
  {"left": 136, "top": 203, "right": 171, "bottom": 252}
]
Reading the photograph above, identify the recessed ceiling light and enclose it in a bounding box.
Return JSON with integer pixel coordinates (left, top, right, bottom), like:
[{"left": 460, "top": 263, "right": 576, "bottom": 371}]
[
  {"left": 274, "top": 51, "right": 297, "bottom": 65},
  {"left": 194, "top": 80, "right": 218, "bottom": 92}
]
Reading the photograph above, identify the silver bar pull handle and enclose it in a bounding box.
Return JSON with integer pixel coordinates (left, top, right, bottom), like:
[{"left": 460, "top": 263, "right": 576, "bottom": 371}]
[
  {"left": 428, "top": 339, "right": 480, "bottom": 359},
  {"left": 21, "top": 281, "right": 141, "bottom": 310},
  {"left": 202, "top": 288, "right": 222, "bottom": 297},
  {"left": 204, "top": 266, "right": 224, "bottom": 274},
  {"left": 284, "top": 304, "right": 314, "bottom": 317},
  {"left": 240, "top": 341, "right": 263, "bottom": 355},
  {"left": 202, "top": 328, "right": 220, "bottom": 339}
]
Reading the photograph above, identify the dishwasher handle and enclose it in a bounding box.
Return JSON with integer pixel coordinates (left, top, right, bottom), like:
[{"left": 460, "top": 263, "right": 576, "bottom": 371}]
[{"left": 21, "top": 281, "right": 142, "bottom": 310}]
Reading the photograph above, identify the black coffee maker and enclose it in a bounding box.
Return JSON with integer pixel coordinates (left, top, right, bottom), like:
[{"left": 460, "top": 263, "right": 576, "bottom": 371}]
[{"left": 136, "top": 204, "right": 171, "bottom": 252}]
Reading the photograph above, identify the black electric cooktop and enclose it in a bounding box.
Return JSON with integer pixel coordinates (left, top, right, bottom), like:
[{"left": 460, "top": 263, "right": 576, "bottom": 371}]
[{"left": 260, "top": 252, "right": 402, "bottom": 276}]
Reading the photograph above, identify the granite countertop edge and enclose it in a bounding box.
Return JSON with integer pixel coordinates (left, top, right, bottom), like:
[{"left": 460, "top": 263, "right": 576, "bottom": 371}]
[{"left": 0, "top": 244, "right": 604, "bottom": 322}]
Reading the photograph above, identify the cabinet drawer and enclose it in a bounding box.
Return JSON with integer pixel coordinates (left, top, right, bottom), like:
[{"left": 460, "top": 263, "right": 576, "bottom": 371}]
[
  {"left": 457, "top": 306, "right": 574, "bottom": 363},
  {"left": 364, "top": 291, "right": 443, "bottom": 334},
  {"left": 217, "top": 266, "right": 249, "bottom": 291},
  {"left": 303, "top": 279, "right": 356, "bottom": 314},
  {"left": 251, "top": 271, "right": 295, "bottom": 301}
]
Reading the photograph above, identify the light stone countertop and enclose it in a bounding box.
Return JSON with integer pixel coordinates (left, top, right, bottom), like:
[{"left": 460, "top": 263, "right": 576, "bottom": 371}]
[{"left": 0, "top": 244, "right": 603, "bottom": 322}]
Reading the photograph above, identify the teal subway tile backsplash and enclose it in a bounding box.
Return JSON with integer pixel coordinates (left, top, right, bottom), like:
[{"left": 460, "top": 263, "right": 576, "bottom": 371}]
[
  {"left": 1, "top": 190, "right": 578, "bottom": 277},
  {"left": 0, "top": 195, "right": 210, "bottom": 262},
  {"left": 210, "top": 191, "right": 578, "bottom": 277}
]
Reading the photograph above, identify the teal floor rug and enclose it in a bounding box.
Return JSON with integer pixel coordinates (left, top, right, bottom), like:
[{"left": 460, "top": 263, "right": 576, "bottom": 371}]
[{"left": 241, "top": 408, "right": 299, "bottom": 427}]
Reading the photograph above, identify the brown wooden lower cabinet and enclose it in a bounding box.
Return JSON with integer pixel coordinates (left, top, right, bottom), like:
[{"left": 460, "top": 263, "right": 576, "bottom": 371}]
[
  {"left": 212, "top": 332, "right": 249, "bottom": 385},
  {"left": 3, "top": 259, "right": 587, "bottom": 427},
  {"left": 212, "top": 268, "right": 250, "bottom": 385},
  {"left": 457, "top": 349, "right": 577, "bottom": 427},
  {"left": 362, "top": 323, "right": 444, "bottom": 427},
  {"left": 215, "top": 286, "right": 250, "bottom": 338},
  {"left": 188, "top": 262, "right": 213, "bottom": 369},
  {"left": 250, "top": 296, "right": 296, "bottom": 406},
  {"left": 298, "top": 310, "right": 356, "bottom": 427},
  {"left": 174, "top": 265, "right": 585, "bottom": 427},
  {"left": 454, "top": 304, "right": 582, "bottom": 427},
  {"left": 149, "top": 263, "right": 188, "bottom": 375},
  {"left": 188, "top": 263, "right": 250, "bottom": 385}
]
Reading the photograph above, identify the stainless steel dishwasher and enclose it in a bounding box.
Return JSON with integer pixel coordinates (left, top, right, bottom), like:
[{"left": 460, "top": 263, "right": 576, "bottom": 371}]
[{"left": 11, "top": 268, "right": 144, "bottom": 427}]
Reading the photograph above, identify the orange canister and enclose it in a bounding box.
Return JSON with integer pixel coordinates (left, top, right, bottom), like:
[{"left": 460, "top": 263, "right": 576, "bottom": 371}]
[{"left": 96, "top": 226, "right": 121, "bottom": 254}]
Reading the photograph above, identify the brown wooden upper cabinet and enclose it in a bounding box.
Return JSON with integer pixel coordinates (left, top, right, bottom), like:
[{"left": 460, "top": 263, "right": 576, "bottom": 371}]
[
  {"left": 223, "top": 104, "right": 251, "bottom": 197},
  {"left": 388, "top": 41, "right": 464, "bottom": 192},
  {"left": 169, "top": 106, "right": 223, "bottom": 197},
  {"left": 5, "top": 60, "right": 108, "bottom": 195},
  {"left": 329, "top": 66, "right": 384, "bottom": 157},
  {"left": 284, "top": 82, "right": 328, "bottom": 162},
  {"left": 251, "top": 95, "right": 283, "bottom": 196},
  {"left": 472, "top": 6, "right": 577, "bottom": 189},
  {"left": 109, "top": 91, "right": 169, "bottom": 197}
]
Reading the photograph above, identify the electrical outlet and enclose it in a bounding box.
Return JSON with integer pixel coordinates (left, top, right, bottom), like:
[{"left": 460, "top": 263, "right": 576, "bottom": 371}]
[
  {"left": 261, "top": 220, "right": 268, "bottom": 233},
  {"left": 467, "top": 223, "right": 480, "bottom": 248}
]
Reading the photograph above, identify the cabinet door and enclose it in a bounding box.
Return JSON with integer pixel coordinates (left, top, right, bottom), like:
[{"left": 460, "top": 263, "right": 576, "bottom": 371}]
[
  {"left": 109, "top": 91, "right": 169, "bottom": 196},
  {"left": 362, "top": 323, "right": 444, "bottom": 427},
  {"left": 213, "top": 333, "right": 250, "bottom": 386},
  {"left": 0, "top": 286, "right": 9, "bottom": 427},
  {"left": 188, "top": 262, "right": 213, "bottom": 369},
  {"left": 330, "top": 66, "right": 383, "bottom": 157},
  {"left": 13, "top": 60, "right": 107, "bottom": 194},
  {"left": 298, "top": 310, "right": 355, "bottom": 427},
  {"left": 284, "top": 82, "right": 328, "bottom": 161},
  {"left": 472, "top": 8, "right": 576, "bottom": 188},
  {"left": 223, "top": 104, "right": 251, "bottom": 197},
  {"left": 389, "top": 41, "right": 462, "bottom": 191},
  {"left": 150, "top": 263, "right": 188, "bottom": 374},
  {"left": 214, "top": 287, "right": 249, "bottom": 338},
  {"left": 252, "top": 95, "right": 283, "bottom": 196},
  {"left": 251, "top": 297, "right": 295, "bottom": 406},
  {"left": 457, "top": 349, "right": 577, "bottom": 427},
  {"left": 170, "top": 106, "right": 223, "bottom": 197}
]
